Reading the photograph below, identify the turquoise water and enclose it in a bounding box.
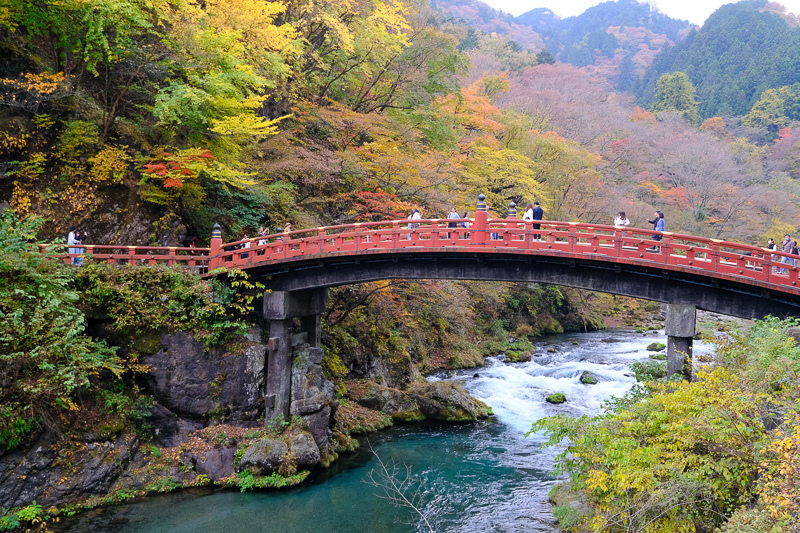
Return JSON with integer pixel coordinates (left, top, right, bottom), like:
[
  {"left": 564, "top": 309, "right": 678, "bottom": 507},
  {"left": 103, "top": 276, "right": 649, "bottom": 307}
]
[{"left": 60, "top": 330, "right": 709, "bottom": 532}]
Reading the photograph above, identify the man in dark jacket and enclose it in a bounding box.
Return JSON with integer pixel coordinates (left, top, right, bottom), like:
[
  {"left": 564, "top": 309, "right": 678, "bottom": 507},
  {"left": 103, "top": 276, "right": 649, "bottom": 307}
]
[{"left": 532, "top": 201, "right": 543, "bottom": 241}]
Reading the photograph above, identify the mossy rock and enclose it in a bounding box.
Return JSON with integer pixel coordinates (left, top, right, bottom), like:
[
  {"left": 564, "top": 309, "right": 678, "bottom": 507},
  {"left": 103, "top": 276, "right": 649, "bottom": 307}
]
[
  {"left": 580, "top": 371, "right": 599, "bottom": 385},
  {"left": 648, "top": 353, "right": 667, "bottom": 361},
  {"left": 547, "top": 347, "right": 556, "bottom": 353},
  {"left": 646, "top": 342, "right": 666, "bottom": 351},
  {"left": 644, "top": 301, "right": 661, "bottom": 312},
  {"left": 546, "top": 393, "right": 567, "bottom": 404},
  {"left": 504, "top": 350, "right": 533, "bottom": 363}
]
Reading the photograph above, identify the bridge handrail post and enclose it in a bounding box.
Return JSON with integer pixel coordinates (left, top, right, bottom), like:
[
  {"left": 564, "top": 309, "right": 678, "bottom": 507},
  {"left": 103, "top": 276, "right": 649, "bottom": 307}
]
[
  {"left": 317, "top": 228, "right": 325, "bottom": 255},
  {"left": 473, "top": 194, "right": 488, "bottom": 245},
  {"left": 209, "top": 223, "right": 222, "bottom": 271},
  {"left": 504, "top": 201, "right": 517, "bottom": 246}
]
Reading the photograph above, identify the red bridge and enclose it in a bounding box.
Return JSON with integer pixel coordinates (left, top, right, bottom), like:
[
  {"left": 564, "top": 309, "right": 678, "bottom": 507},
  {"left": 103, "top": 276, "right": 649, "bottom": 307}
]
[
  {"left": 48, "top": 194, "right": 800, "bottom": 407},
  {"left": 51, "top": 195, "right": 800, "bottom": 320}
]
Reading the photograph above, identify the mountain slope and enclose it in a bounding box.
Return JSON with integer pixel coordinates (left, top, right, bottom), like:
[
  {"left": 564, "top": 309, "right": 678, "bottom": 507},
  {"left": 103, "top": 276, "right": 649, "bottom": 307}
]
[{"left": 636, "top": 0, "right": 800, "bottom": 118}]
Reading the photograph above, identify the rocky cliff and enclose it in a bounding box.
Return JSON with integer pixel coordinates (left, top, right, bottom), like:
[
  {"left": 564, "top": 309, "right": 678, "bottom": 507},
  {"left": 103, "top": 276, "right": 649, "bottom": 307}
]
[{"left": 0, "top": 325, "right": 490, "bottom": 514}]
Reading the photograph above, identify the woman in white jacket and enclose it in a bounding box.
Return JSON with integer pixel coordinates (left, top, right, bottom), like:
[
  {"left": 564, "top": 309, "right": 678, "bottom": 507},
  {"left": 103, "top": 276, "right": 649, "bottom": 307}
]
[
  {"left": 523, "top": 202, "right": 534, "bottom": 222},
  {"left": 614, "top": 211, "right": 630, "bottom": 239}
]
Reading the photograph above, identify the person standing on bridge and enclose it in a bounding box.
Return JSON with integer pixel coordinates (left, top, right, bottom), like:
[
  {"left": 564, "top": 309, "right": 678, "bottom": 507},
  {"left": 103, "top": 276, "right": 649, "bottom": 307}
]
[
  {"left": 781, "top": 234, "right": 796, "bottom": 274},
  {"left": 461, "top": 211, "right": 470, "bottom": 238},
  {"left": 614, "top": 211, "right": 630, "bottom": 238},
  {"left": 68, "top": 227, "right": 84, "bottom": 265},
  {"left": 532, "top": 201, "right": 543, "bottom": 241},
  {"left": 447, "top": 207, "right": 459, "bottom": 239},
  {"left": 408, "top": 209, "right": 421, "bottom": 230},
  {"left": 647, "top": 211, "right": 664, "bottom": 252},
  {"left": 767, "top": 237, "right": 778, "bottom": 273},
  {"left": 240, "top": 234, "right": 250, "bottom": 259}
]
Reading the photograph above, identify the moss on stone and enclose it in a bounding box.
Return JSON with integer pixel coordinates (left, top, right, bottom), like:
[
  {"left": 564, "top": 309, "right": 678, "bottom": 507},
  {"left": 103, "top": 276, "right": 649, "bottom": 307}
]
[{"left": 546, "top": 393, "right": 567, "bottom": 404}]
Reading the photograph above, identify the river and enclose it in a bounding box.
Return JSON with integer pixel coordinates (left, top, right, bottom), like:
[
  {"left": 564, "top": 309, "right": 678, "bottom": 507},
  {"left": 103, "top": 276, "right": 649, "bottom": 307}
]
[{"left": 60, "top": 329, "right": 710, "bottom": 533}]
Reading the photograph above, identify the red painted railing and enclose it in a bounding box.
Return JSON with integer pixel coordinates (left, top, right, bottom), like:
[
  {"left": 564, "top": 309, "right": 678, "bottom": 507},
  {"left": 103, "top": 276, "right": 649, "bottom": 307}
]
[
  {"left": 46, "top": 211, "right": 800, "bottom": 296},
  {"left": 208, "top": 216, "right": 800, "bottom": 295},
  {"left": 43, "top": 244, "right": 210, "bottom": 270}
]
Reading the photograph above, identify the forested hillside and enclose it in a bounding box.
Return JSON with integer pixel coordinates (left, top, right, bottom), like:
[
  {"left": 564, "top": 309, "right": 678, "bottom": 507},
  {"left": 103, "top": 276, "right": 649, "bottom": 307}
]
[
  {"left": 439, "top": 0, "right": 692, "bottom": 90},
  {"left": 637, "top": 0, "right": 800, "bottom": 117},
  {"left": 515, "top": 0, "right": 691, "bottom": 83}
]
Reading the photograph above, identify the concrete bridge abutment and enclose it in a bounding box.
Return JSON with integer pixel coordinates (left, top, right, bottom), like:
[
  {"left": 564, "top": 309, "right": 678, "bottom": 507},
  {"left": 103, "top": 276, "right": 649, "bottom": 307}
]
[
  {"left": 262, "top": 289, "right": 328, "bottom": 422},
  {"left": 666, "top": 303, "right": 696, "bottom": 381}
]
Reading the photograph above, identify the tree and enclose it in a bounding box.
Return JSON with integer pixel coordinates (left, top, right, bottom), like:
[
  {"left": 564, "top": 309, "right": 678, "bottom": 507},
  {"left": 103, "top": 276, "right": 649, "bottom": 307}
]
[
  {"left": 651, "top": 72, "right": 700, "bottom": 125},
  {"left": 536, "top": 48, "right": 555, "bottom": 65},
  {"left": 0, "top": 212, "right": 122, "bottom": 449}
]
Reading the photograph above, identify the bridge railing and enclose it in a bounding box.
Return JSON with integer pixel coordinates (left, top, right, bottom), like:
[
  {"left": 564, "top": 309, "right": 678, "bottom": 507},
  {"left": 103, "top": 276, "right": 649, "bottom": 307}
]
[
  {"left": 42, "top": 244, "right": 211, "bottom": 272},
  {"left": 210, "top": 217, "right": 800, "bottom": 291}
]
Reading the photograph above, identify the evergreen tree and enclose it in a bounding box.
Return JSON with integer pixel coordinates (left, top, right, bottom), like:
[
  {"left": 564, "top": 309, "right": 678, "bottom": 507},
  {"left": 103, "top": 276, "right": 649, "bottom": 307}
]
[
  {"left": 536, "top": 48, "right": 555, "bottom": 65},
  {"left": 651, "top": 72, "right": 700, "bottom": 125}
]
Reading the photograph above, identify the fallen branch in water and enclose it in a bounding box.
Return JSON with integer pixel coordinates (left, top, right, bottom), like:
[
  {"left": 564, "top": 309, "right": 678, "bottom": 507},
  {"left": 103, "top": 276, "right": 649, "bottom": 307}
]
[{"left": 364, "top": 441, "right": 438, "bottom": 532}]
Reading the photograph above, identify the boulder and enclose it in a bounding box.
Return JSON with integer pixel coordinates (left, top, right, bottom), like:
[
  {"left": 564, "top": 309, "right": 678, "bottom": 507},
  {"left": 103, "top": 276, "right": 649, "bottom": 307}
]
[
  {"left": 504, "top": 351, "right": 533, "bottom": 363},
  {"left": 287, "top": 431, "right": 321, "bottom": 469},
  {"left": 239, "top": 439, "right": 288, "bottom": 476},
  {"left": 648, "top": 353, "right": 667, "bottom": 361},
  {"left": 406, "top": 381, "right": 491, "bottom": 421},
  {"left": 186, "top": 446, "right": 237, "bottom": 480},
  {"left": 0, "top": 433, "right": 138, "bottom": 510},
  {"left": 546, "top": 393, "right": 567, "bottom": 404},
  {"left": 646, "top": 342, "right": 666, "bottom": 351},
  {"left": 347, "top": 381, "right": 423, "bottom": 421},
  {"left": 580, "top": 371, "right": 600, "bottom": 385}
]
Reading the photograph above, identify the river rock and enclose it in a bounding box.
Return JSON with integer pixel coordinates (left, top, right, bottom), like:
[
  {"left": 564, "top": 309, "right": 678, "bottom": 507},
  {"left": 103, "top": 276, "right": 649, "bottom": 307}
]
[
  {"left": 580, "top": 371, "right": 600, "bottom": 385},
  {"left": 406, "top": 381, "right": 491, "bottom": 421},
  {"left": 347, "top": 380, "right": 423, "bottom": 420},
  {"left": 546, "top": 393, "right": 567, "bottom": 404},
  {"left": 184, "top": 446, "right": 237, "bottom": 480},
  {"left": 239, "top": 439, "right": 288, "bottom": 476},
  {"left": 504, "top": 350, "right": 533, "bottom": 363},
  {"left": 646, "top": 342, "right": 666, "bottom": 351},
  {"left": 287, "top": 431, "right": 321, "bottom": 469}
]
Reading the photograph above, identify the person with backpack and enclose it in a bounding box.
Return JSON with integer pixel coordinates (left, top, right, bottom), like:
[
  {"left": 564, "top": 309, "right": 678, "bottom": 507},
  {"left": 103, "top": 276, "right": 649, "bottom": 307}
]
[{"left": 782, "top": 234, "right": 797, "bottom": 274}]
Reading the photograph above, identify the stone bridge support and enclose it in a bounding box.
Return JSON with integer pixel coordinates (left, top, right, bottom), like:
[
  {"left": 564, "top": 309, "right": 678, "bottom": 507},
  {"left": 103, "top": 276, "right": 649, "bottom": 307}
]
[
  {"left": 262, "top": 289, "right": 328, "bottom": 422},
  {"left": 666, "top": 303, "right": 696, "bottom": 381}
]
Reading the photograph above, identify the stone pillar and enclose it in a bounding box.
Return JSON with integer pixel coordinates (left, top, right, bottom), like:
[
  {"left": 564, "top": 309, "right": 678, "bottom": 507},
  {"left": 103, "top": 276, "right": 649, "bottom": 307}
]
[
  {"left": 262, "top": 289, "right": 328, "bottom": 422},
  {"left": 666, "top": 303, "right": 695, "bottom": 381}
]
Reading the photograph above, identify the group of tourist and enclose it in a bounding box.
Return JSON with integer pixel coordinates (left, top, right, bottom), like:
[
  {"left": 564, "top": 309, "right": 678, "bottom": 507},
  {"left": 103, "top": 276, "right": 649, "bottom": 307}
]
[
  {"left": 67, "top": 227, "right": 85, "bottom": 265},
  {"left": 767, "top": 234, "right": 799, "bottom": 274},
  {"left": 64, "top": 206, "right": 800, "bottom": 277}
]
